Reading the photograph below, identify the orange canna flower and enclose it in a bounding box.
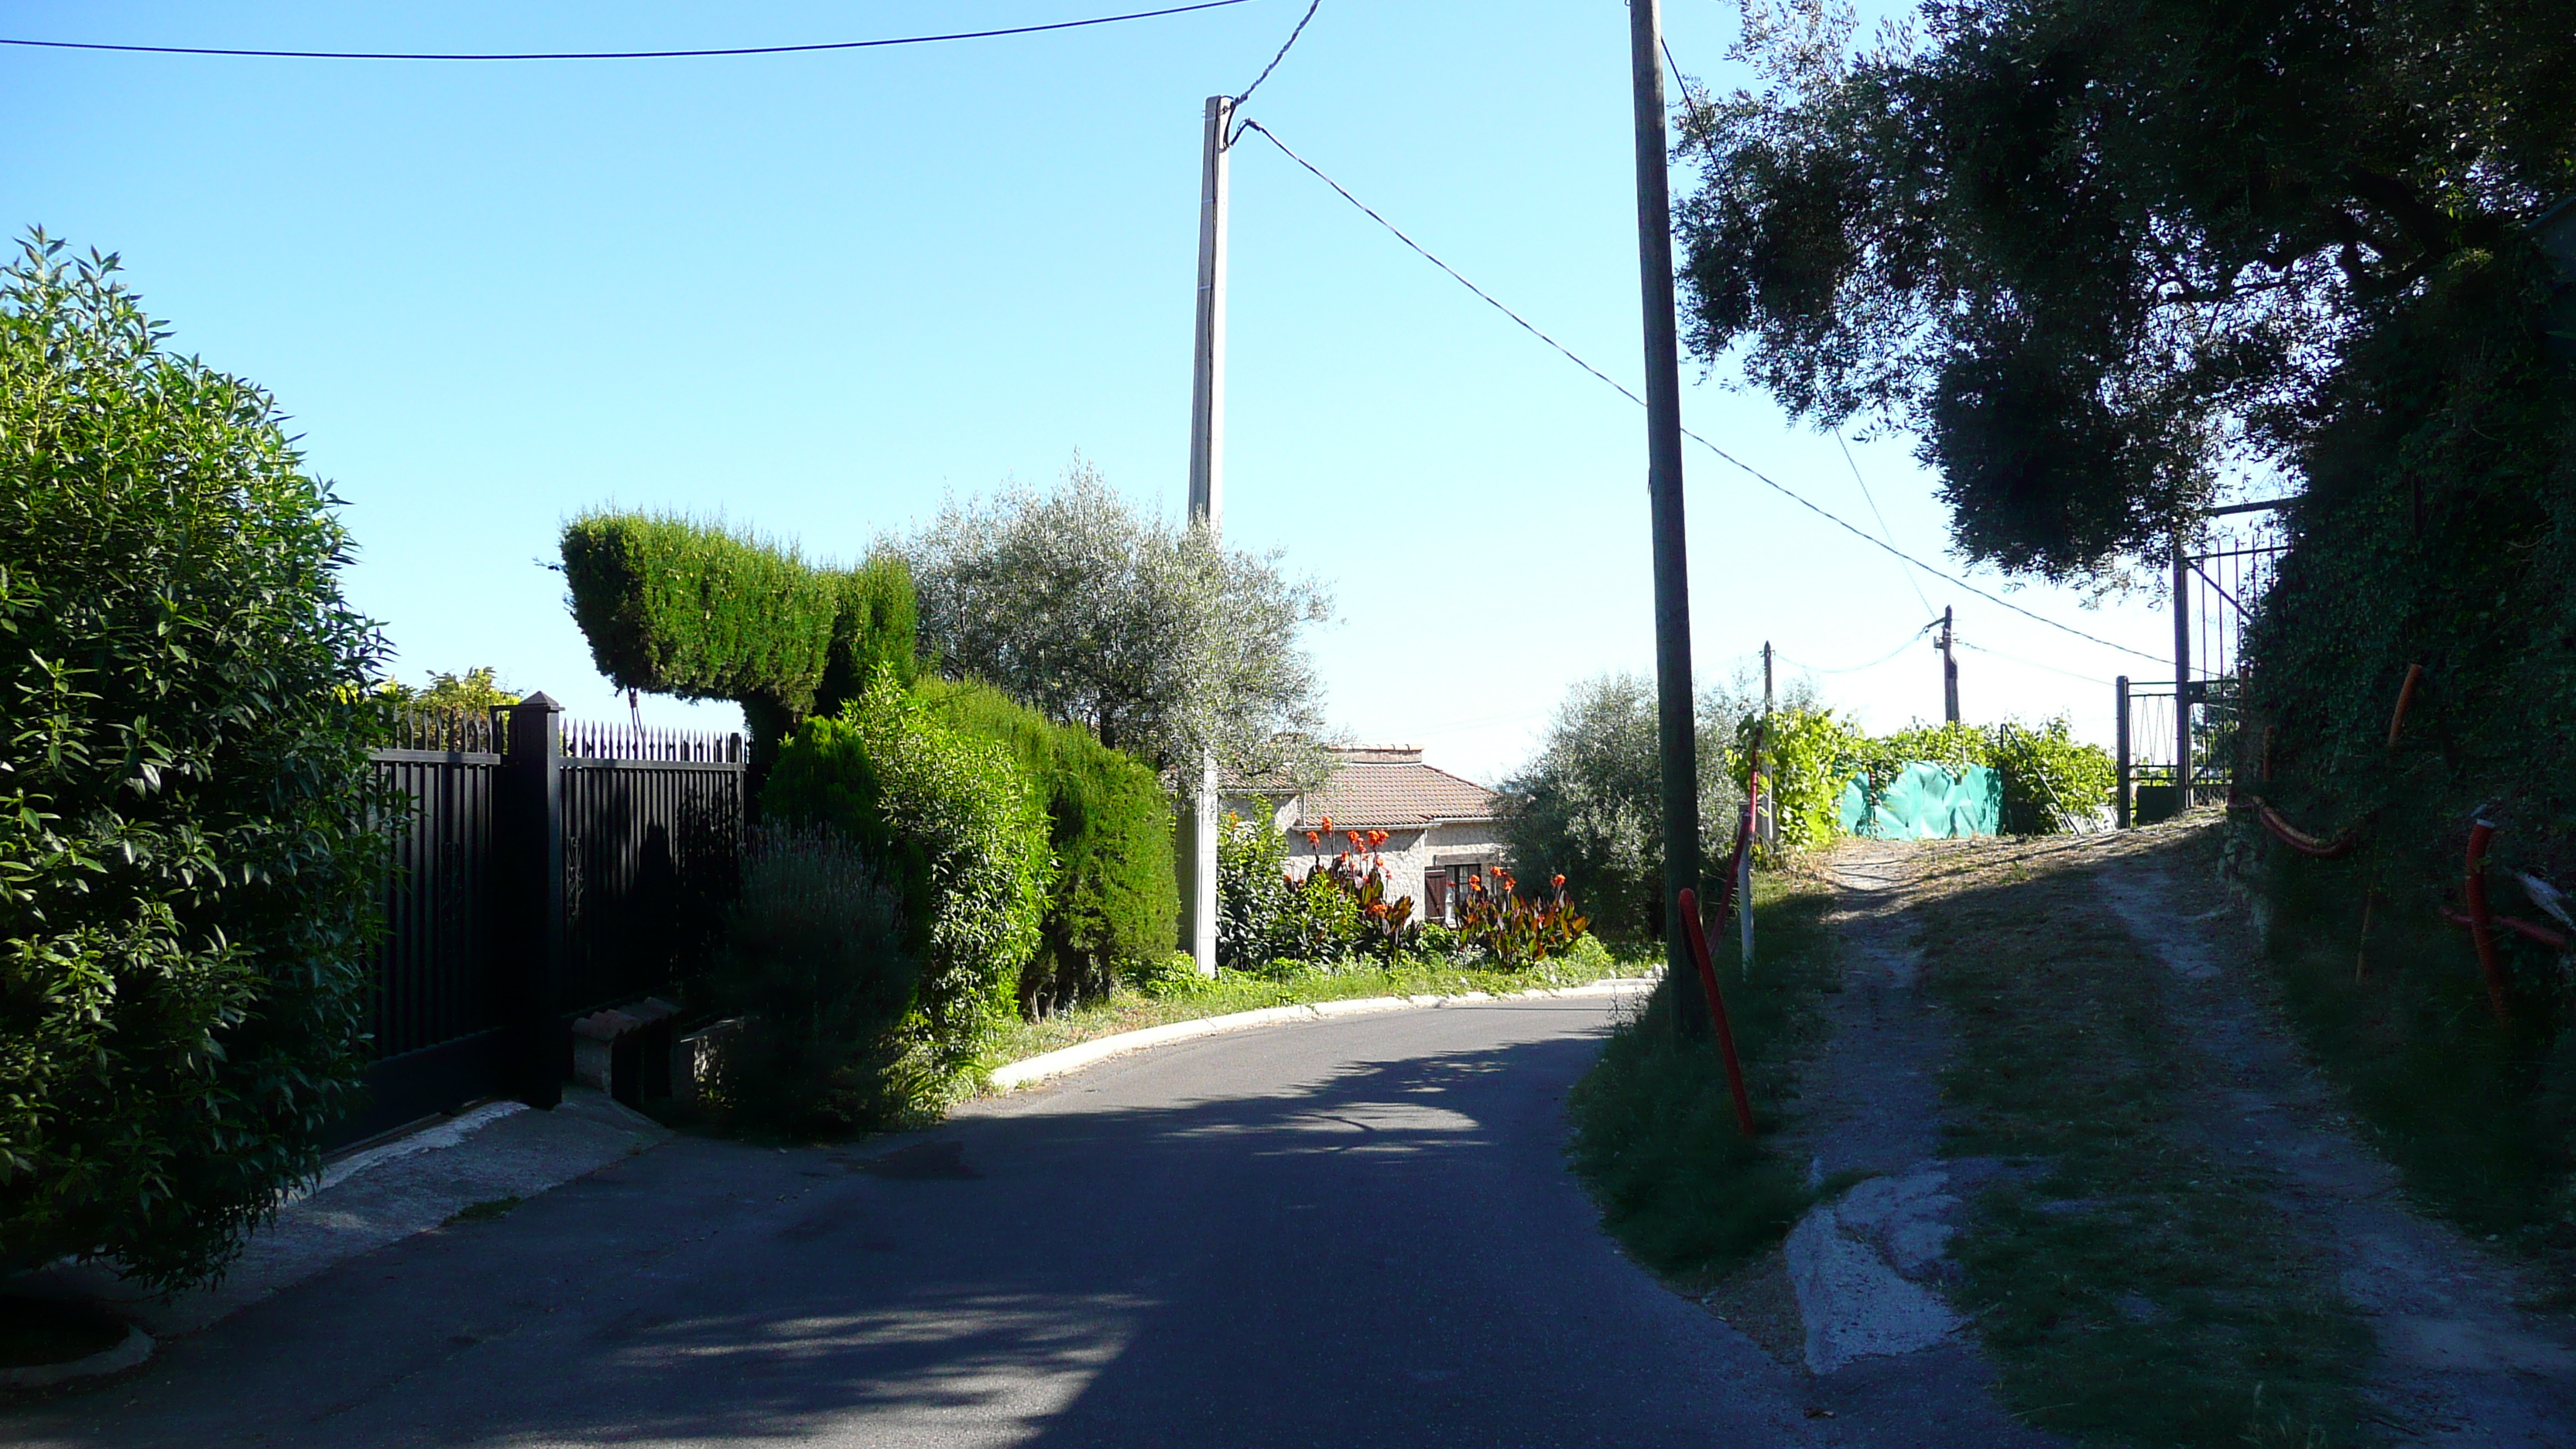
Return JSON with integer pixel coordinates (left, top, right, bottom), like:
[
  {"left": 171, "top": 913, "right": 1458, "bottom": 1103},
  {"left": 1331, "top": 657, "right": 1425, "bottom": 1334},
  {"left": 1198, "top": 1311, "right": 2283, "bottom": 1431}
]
[
  {"left": 1320, "top": 815, "right": 1334, "bottom": 832},
  {"left": 1304, "top": 831, "right": 1320, "bottom": 846},
  {"left": 1552, "top": 874, "right": 1566, "bottom": 889}
]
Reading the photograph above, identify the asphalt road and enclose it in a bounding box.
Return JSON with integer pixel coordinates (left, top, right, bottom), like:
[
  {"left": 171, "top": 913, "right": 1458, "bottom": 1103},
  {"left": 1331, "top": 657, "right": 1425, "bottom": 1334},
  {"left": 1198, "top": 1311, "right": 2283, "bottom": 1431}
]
[{"left": 13, "top": 996, "right": 1825, "bottom": 1448}]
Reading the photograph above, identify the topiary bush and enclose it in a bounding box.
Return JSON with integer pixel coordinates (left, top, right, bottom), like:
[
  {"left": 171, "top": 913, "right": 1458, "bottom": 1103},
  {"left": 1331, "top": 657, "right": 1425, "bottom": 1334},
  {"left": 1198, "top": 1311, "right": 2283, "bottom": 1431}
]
[
  {"left": 0, "top": 235, "right": 391, "bottom": 1290},
  {"left": 762, "top": 668, "right": 1050, "bottom": 1108},
  {"left": 913, "top": 678, "right": 1177, "bottom": 1015},
  {"left": 702, "top": 823, "right": 916, "bottom": 1134},
  {"left": 560, "top": 511, "right": 917, "bottom": 779}
]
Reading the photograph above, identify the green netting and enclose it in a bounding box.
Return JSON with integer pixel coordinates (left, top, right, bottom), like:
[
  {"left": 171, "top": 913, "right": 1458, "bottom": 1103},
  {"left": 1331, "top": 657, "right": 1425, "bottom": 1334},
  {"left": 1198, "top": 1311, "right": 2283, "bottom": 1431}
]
[{"left": 1836, "top": 762, "right": 2002, "bottom": 840}]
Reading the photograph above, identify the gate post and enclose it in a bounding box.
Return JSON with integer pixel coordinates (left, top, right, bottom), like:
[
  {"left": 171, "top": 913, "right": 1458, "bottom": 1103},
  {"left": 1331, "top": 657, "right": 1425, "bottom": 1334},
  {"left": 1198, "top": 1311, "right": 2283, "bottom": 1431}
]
[
  {"left": 499, "top": 692, "right": 567, "bottom": 1108},
  {"left": 2114, "top": 676, "right": 2131, "bottom": 830}
]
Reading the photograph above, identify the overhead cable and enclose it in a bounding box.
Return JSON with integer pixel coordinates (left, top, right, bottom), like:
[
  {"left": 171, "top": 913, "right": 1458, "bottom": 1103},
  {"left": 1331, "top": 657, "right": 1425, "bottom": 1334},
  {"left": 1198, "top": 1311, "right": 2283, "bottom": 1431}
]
[
  {"left": 1955, "top": 639, "right": 2115, "bottom": 687},
  {"left": 1236, "top": 117, "right": 2177, "bottom": 673},
  {"left": 1231, "top": 0, "right": 1319, "bottom": 109},
  {"left": 1837, "top": 432, "right": 1936, "bottom": 619},
  {"left": 1777, "top": 622, "right": 1937, "bottom": 675},
  {"left": 0, "top": 2, "right": 1249, "bottom": 60}
]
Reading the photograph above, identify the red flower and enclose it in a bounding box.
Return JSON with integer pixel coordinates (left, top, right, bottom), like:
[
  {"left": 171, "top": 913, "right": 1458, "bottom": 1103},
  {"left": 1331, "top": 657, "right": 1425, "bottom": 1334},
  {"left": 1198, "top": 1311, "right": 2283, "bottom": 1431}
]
[
  {"left": 1468, "top": 874, "right": 1482, "bottom": 889},
  {"left": 1320, "top": 815, "right": 1334, "bottom": 832},
  {"left": 1304, "top": 831, "right": 1320, "bottom": 846},
  {"left": 1552, "top": 873, "right": 1566, "bottom": 889}
]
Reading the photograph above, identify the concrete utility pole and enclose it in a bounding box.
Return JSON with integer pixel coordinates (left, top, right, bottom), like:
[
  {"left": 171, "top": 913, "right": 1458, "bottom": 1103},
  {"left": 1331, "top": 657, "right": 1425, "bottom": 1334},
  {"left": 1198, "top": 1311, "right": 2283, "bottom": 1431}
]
[
  {"left": 1757, "top": 641, "right": 1776, "bottom": 848},
  {"left": 1179, "top": 93, "right": 1233, "bottom": 978},
  {"left": 1939, "top": 605, "right": 1959, "bottom": 724},
  {"left": 1627, "top": 0, "right": 1706, "bottom": 1036},
  {"left": 2172, "top": 529, "right": 2192, "bottom": 807}
]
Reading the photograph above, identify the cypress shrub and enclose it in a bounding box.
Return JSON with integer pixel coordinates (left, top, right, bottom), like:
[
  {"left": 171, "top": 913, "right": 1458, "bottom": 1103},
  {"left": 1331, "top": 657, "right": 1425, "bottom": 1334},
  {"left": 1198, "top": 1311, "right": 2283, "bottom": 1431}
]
[
  {"left": 1, "top": 236, "right": 390, "bottom": 1290},
  {"left": 914, "top": 680, "right": 1178, "bottom": 1015},
  {"left": 560, "top": 512, "right": 917, "bottom": 774},
  {"left": 762, "top": 670, "right": 1050, "bottom": 1107},
  {"left": 704, "top": 824, "right": 916, "bottom": 1134}
]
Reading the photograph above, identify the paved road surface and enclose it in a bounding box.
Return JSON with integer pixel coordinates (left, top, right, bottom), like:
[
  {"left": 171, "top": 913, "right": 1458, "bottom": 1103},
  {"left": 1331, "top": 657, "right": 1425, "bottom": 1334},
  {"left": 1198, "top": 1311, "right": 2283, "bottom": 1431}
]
[{"left": 12, "top": 996, "right": 1828, "bottom": 1448}]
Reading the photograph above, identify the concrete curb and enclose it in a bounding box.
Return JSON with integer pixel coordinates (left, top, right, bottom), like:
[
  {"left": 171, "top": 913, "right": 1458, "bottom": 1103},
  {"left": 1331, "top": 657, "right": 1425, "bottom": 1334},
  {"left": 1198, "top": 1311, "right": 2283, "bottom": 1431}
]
[
  {"left": 307, "top": 1100, "right": 527, "bottom": 1197},
  {"left": 987, "top": 975, "right": 1660, "bottom": 1091},
  {"left": 0, "top": 1324, "right": 152, "bottom": 1389}
]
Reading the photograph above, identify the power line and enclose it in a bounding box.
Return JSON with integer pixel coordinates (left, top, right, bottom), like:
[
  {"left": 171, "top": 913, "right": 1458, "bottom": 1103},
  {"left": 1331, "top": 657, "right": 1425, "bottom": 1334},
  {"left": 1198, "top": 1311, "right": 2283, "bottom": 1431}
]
[
  {"left": 1237, "top": 117, "right": 2177, "bottom": 673},
  {"left": 1777, "top": 622, "right": 1937, "bottom": 675},
  {"left": 0, "top": 2, "right": 1249, "bottom": 60},
  {"left": 1231, "top": 0, "right": 1318, "bottom": 108},
  {"left": 1955, "top": 639, "right": 2115, "bottom": 687},
  {"left": 1836, "top": 431, "right": 1935, "bottom": 619}
]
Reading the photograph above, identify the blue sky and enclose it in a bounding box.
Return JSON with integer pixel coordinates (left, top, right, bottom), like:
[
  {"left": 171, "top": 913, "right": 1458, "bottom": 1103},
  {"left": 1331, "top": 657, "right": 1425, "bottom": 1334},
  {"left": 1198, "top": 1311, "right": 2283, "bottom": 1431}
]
[{"left": 5, "top": 0, "right": 2212, "bottom": 782}]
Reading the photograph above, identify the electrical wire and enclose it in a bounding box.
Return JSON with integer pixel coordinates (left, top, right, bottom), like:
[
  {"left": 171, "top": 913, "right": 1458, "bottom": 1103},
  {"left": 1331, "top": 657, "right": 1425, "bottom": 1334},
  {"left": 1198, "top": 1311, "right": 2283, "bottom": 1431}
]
[
  {"left": 1776, "top": 622, "right": 1937, "bottom": 675},
  {"left": 1237, "top": 118, "right": 2178, "bottom": 673},
  {"left": 1231, "top": 0, "right": 1318, "bottom": 108},
  {"left": 1837, "top": 431, "right": 1936, "bottom": 619},
  {"left": 1955, "top": 639, "right": 2115, "bottom": 687},
  {"left": 0, "top": 2, "right": 1249, "bottom": 60}
]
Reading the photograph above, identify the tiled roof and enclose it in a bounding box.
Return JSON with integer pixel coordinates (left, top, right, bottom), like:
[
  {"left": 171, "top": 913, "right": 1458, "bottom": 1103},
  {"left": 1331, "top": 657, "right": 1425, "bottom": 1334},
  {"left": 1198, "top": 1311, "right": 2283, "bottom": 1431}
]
[{"left": 1293, "top": 754, "right": 1499, "bottom": 830}]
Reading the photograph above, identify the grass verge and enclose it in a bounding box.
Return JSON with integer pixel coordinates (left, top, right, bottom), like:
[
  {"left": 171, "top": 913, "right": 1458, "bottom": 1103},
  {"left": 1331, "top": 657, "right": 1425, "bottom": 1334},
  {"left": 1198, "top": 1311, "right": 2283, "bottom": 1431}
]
[
  {"left": 1564, "top": 872, "right": 1842, "bottom": 1285},
  {"left": 2249, "top": 827, "right": 2576, "bottom": 1276},
  {"left": 972, "top": 941, "right": 1653, "bottom": 1089},
  {"left": 1913, "top": 832, "right": 2369, "bottom": 1447}
]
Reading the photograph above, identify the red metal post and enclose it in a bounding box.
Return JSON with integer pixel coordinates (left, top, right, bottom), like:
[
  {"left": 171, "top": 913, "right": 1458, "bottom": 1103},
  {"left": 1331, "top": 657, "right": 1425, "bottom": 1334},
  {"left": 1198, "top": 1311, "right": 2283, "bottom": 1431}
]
[{"left": 1677, "top": 886, "right": 1758, "bottom": 1139}]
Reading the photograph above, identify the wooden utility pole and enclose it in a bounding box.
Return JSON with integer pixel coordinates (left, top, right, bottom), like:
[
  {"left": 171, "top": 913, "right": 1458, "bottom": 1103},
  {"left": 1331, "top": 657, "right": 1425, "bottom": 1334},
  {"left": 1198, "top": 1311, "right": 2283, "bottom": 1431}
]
[
  {"left": 1628, "top": 0, "right": 1705, "bottom": 1035},
  {"left": 1180, "top": 93, "right": 1233, "bottom": 978},
  {"left": 1940, "top": 605, "right": 1959, "bottom": 724}
]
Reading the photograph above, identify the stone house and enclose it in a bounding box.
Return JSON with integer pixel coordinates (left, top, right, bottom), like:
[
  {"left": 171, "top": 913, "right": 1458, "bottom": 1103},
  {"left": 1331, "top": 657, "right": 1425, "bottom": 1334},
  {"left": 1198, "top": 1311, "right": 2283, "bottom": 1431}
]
[{"left": 1225, "top": 745, "right": 1506, "bottom": 927}]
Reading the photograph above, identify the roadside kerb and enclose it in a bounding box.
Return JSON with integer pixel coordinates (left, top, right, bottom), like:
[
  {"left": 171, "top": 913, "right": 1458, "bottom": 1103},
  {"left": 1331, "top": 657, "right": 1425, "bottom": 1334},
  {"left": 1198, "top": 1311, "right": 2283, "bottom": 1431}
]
[{"left": 987, "top": 975, "right": 1662, "bottom": 1091}]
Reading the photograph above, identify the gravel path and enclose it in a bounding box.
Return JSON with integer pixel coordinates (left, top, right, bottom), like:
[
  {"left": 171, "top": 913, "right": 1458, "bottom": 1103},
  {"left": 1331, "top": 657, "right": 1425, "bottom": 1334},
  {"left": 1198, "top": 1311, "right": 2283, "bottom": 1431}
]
[{"left": 2095, "top": 844, "right": 2576, "bottom": 1444}]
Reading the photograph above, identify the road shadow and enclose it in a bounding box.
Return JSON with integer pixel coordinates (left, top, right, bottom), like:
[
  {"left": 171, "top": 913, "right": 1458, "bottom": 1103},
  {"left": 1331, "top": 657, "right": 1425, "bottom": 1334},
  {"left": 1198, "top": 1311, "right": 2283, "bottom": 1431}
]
[{"left": 11, "top": 1001, "right": 1805, "bottom": 1449}]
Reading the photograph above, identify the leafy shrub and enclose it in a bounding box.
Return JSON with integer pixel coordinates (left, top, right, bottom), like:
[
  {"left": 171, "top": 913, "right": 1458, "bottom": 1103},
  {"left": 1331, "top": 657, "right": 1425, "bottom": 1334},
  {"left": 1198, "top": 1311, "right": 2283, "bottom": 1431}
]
[
  {"left": 762, "top": 668, "right": 1050, "bottom": 1107},
  {"left": 372, "top": 666, "right": 520, "bottom": 711},
  {"left": 704, "top": 824, "right": 915, "bottom": 1132},
  {"left": 1742, "top": 704, "right": 1861, "bottom": 858},
  {"left": 0, "top": 236, "right": 390, "bottom": 1290},
  {"left": 1217, "top": 809, "right": 1296, "bottom": 967},
  {"left": 1499, "top": 673, "right": 1752, "bottom": 941},
  {"left": 913, "top": 679, "right": 1177, "bottom": 1014},
  {"left": 1125, "top": 951, "right": 1204, "bottom": 998},
  {"left": 1457, "top": 867, "right": 1590, "bottom": 969},
  {"left": 560, "top": 511, "right": 916, "bottom": 774},
  {"left": 1841, "top": 717, "right": 2112, "bottom": 835}
]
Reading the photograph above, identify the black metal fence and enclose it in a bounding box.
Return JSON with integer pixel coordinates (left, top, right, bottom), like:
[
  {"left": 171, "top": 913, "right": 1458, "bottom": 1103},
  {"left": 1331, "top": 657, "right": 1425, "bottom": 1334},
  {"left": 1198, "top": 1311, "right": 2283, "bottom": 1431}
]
[{"left": 342, "top": 695, "right": 745, "bottom": 1144}]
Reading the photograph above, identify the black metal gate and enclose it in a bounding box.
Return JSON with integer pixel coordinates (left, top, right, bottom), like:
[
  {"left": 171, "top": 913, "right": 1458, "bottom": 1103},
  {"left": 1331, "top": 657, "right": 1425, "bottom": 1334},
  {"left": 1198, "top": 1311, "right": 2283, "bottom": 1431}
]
[
  {"left": 346, "top": 697, "right": 744, "bottom": 1143},
  {"left": 2115, "top": 504, "right": 2289, "bottom": 826}
]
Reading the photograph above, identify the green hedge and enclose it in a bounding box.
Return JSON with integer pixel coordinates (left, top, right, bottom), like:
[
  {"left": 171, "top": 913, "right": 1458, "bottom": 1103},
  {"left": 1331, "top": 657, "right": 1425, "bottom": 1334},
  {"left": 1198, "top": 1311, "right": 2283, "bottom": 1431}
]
[
  {"left": 914, "top": 679, "right": 1177, "bottom": 1014},
  {"left": 762, "top": 669, "right": 1050, "bottom": 1107},
  {"left": 1, "top": 235, "right": 389, "bottom": 1290},
  {"left": 560, "top": 512, "right": 917, "bottom": 769}
]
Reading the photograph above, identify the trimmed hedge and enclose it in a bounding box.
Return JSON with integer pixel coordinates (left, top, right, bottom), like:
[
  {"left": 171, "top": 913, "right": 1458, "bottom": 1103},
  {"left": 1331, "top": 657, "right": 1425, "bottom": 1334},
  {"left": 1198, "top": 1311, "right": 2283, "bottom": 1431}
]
[
  {"left": 1, "top": 236, "right": 389, "bottom": 1290},
  {"left": 763, "top": 670, "right": 1050, "bottom": 1107},
  {"left": 560, "top": 512, "right": 917, "bottom": 770},
  {"left": 914, "top": 680, "right": 1177, "bottom": 1014}
]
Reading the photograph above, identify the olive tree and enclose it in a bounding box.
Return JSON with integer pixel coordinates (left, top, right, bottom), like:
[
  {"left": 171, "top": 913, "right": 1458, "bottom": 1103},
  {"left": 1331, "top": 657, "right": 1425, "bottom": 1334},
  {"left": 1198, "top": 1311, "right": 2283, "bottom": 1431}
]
[{"left": 902, "top": 459, "right": 1334, "bottom": 781}]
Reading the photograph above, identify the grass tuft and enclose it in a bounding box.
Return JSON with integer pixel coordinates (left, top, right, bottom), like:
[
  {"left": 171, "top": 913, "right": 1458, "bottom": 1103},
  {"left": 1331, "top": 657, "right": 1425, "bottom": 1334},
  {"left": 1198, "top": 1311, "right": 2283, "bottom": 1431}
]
[{"left": 1565, "top": 874, "right": 1842, "bottom": 1283}]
